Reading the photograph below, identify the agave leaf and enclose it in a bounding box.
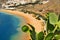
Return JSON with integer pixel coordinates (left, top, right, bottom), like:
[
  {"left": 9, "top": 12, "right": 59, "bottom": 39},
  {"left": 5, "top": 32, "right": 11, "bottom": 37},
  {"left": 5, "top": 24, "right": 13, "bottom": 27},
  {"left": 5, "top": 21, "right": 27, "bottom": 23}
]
[
  {"left": 49, "top": 13, "right": 58, "bottom": 25},
  {"left": 45, "top": 33, "right": 54, "bottom": 40},
  {"left": 29, "top": 30, "right": 36, "bottom": 40},
  {"left": 58, "top": 15, "right": 60, "bottom": 21},
  {"left": 55, "top": 35, "right": 60, "bottom": 40},
  {"left": 57, "top": 21, "right": 60, "bottom": 29},
  {"left": 37, "top": 32, "right": 44, "bottom": 40},
  {"left": 47, "top": 19, "right": 55, "bottom": 32},
  {"left": 28, "top": 24, "right": 36, "bottom": 40},
  {"left": 21, "top": 25, "right": 29, "bottom": 32}
]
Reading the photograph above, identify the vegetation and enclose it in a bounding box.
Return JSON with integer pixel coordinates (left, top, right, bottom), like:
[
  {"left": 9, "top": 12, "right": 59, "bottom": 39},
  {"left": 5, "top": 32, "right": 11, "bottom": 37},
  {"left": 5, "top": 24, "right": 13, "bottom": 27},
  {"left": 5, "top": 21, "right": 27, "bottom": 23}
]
[
  {"left": 21, "top": 12, "right": 60, "bottom": 40},
  {"left": 21, "top": 25, "right": 29, "bottom": 32}
]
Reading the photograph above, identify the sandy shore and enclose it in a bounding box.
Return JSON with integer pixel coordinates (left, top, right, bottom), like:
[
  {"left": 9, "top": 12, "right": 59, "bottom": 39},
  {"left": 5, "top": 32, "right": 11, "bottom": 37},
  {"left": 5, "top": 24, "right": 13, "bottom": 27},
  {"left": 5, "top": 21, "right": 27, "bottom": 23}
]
[
  {"left": 0, "top": 9, "right": 44, "bottom": 33},
  {"left": 0, "top": 9, "right": 45, "bottom": 40}
]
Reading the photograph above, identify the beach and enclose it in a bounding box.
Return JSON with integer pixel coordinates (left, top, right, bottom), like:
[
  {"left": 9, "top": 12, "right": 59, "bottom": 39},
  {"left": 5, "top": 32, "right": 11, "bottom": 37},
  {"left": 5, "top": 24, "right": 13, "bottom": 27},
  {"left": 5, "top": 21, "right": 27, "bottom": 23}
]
[{"left": 0, "top": 9, "right": 45, "bottom": 40}]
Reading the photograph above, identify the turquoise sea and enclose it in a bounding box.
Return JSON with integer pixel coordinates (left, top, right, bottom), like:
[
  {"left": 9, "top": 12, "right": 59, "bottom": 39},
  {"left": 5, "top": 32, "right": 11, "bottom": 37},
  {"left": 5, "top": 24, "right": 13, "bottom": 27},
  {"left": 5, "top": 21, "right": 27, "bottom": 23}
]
[{"left": 0, "top": 12, "right": 24, "bottom": 40}]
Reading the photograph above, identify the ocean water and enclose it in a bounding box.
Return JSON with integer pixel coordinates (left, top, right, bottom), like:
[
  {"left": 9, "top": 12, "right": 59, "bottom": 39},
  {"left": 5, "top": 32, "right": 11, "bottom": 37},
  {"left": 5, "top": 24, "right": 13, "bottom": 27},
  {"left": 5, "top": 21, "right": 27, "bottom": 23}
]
[{"left": 0, "top": 12, "right": 23, "bottom": 40}]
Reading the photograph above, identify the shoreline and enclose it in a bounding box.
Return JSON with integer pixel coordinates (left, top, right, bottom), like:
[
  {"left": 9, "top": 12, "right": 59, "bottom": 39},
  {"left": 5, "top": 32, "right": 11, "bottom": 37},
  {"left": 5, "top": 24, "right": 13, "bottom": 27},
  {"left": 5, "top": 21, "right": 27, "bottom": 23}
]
[
  {"left": 0, "top": 9, "right": 44, "bottom": 33},
  {"left": 0, "top": 9, "right": 45, "bottom": 40}
]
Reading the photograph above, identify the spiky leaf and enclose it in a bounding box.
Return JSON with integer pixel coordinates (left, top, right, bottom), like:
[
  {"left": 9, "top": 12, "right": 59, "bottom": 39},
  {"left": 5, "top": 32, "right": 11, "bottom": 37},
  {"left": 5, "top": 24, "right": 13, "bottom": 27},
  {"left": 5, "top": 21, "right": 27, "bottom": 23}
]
[
  {"left": 49, "top": 13, "right": 58, "bottom": 25},
  {"left": 38, "top": 32, "right": 44, "bottom": 40},
  {"left": 47, "top": 19, "right": 55, "bottom": 32},
  {"left": 21, "top": 25, "right": 29, "bottom": 32},
  {"left": 45, "top": 33, "right": 54, "bottom": 40},
  {"left": 57, "top": 21, "right": 60, "bottom": 29},
  {"left": 55, "top": 35, "right": 60, "bottom": 40},
  {"left": 28, "top": 24, "right": 36, "bottom": 40}
]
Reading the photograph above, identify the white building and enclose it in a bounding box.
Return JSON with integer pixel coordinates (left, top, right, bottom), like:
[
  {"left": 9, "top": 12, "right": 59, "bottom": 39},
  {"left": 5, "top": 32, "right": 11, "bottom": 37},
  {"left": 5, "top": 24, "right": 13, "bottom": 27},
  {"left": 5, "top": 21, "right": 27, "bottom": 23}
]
[{"left": 7, "top": 0, "right": 37, "bottom": 4}]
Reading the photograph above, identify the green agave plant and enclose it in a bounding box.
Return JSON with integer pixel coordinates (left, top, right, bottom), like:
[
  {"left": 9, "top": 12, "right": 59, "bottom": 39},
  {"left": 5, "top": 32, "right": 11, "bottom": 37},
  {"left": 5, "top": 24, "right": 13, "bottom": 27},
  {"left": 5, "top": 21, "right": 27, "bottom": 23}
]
[
  {"left": 21, "top": 12, "right": 60, "bottom": 40},
  {"left": 21, "top": 25, "right": 29, "bottom": 32}
]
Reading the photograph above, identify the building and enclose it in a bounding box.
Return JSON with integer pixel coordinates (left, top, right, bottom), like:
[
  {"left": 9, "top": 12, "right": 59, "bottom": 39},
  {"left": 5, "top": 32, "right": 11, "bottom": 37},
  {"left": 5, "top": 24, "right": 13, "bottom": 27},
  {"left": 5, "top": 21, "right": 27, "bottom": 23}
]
[{"left": 7, "top": 0, "right": 37, "bottom": 3}]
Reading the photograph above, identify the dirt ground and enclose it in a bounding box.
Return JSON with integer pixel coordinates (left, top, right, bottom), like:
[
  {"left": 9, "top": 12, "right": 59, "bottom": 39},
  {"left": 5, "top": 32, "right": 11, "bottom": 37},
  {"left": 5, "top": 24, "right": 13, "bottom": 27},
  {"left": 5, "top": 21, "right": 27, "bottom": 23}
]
[{"left": 17, "top": 0, "right": 60, "bottom": 17}]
